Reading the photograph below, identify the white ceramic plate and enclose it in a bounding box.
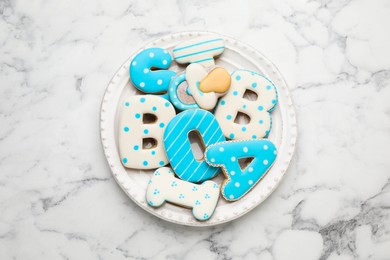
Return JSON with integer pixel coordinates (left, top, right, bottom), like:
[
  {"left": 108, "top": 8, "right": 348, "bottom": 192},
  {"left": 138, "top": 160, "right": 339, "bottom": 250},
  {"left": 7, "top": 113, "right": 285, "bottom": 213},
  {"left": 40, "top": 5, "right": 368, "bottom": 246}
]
[{"left": 100, "top": 32, "right": 297, "bottom": 226}]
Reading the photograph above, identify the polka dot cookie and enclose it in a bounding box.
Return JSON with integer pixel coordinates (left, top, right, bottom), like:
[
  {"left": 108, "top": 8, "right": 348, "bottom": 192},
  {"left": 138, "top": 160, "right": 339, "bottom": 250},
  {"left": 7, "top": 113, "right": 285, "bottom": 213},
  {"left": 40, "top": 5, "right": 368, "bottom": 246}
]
[
  {"left": 205, "top": 139, "right": 277, "bottom": 201},
  {"left": 214, "top": 70, "right": 278, "bottom": 140},
  {"left": 119, "top": 95, "right": 175, "bottom": 169},
  {"left": 130, "top": 48, "right": 176, "bottom": 100}
]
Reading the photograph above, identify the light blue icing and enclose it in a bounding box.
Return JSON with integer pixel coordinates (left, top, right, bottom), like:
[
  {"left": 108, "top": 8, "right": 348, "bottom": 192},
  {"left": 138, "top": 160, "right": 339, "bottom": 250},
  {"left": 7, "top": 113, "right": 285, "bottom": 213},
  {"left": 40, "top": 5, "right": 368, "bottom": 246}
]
[
  {"left": 173, "top": 38, "right": 224, "bottom": 64},
  {"left": 164, "top": 109, "right": 226, "bottom": 183},
  {"left": 168, "top": 73, "right": 200, "bottom": 110},
  {"left": 205, "top": 139, "right": 277, "bottom": 201},
  {"left": 129, "top": 48, "right": 176, "bottom": 100}
]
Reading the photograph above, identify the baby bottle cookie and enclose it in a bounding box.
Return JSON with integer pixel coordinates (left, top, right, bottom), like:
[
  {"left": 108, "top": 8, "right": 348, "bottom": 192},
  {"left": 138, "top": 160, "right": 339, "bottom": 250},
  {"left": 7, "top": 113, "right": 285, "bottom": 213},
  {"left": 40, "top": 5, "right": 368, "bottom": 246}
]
[{"left": 173, "top": 36, "right": 225, "bottom": 67}]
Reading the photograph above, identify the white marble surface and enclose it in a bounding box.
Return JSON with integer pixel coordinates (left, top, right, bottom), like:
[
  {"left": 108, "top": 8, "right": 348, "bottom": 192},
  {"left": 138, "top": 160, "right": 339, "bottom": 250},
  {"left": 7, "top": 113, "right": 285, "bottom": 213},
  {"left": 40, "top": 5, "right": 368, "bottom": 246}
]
[{"left": 1, "top": 0, "right": 389, "bottom": 259}]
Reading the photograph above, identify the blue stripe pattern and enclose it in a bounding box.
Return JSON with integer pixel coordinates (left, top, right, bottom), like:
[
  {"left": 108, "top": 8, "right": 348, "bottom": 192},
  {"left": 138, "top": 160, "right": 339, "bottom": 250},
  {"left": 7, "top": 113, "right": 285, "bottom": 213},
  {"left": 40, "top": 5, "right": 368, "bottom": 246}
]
[
  {"left": 174, "top": 47, "right": 225, "bottom": 60},
  {"left": 173, "top": 38, "right": 223, "bottom": 52},
  {"left": 164, "top": 109, "right": 226, "bottom": 183}
]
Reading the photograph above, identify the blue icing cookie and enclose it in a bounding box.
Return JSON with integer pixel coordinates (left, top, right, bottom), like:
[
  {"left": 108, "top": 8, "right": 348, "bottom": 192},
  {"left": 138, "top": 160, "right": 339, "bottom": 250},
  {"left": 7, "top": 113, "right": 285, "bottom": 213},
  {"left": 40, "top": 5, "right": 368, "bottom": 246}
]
[
  {"left": 168, "top": 73, "right": 200, "bottom": 110},
  {"left": 205, "top": 139, "right": 277, "bottom": 201},
  {"left": 130, "top": 48, "right": 176, "bottom": 100},
  {"left": 164, "top": 109, "right": 226, "bottom": 183}
]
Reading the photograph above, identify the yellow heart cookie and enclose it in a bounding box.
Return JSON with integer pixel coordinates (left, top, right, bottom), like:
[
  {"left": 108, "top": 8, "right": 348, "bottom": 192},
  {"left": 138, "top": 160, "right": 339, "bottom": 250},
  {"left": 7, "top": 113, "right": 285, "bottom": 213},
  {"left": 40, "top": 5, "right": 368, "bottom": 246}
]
[{"left": 199, "top": 67, "right": 231, "bottom": 93}]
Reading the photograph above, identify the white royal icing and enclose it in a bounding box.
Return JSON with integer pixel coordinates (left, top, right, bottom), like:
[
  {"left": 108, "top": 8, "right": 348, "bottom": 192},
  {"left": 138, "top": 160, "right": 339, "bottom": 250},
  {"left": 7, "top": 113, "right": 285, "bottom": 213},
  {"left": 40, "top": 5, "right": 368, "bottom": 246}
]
[
  {"left": 214, "top": 70, "right": 278, "bottom": 139},
  {"left": 173, "top": 36, "right": 225, "bottom": 67},
  {"left": 146, "top": 167, "right": 220, "bottom": 221},
  {"left": 185, "top": 63, "right": 219, "bottom": 110},
  {"left": 119, "top": 95, "right": 176, "bottom": 169}
]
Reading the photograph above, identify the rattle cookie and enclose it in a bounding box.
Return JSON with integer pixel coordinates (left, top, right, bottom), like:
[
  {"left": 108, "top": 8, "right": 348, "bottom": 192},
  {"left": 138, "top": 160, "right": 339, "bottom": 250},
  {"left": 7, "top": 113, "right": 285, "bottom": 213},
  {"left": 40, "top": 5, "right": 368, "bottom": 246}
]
[
  {"left": 205, "top": 139, "right": 277, "bottom": 201},
  {"left": 168, "top": 73, "right": 200, "bottom": 110},
  {"left": 119, "top": 95, "right": 176, "bottom": 169},
  {"left": 214, "top": 70, "right": 278, "bottom": 140},
  {"left": 173, "top": 36, "right": 225, "bottom": 67},
  {"left": 164, "top": 109, "right": 226, "bottom": 183},
  {"left": 146, "top": 167, "right": 220, "bottom": 221},
  {"left": 185, "top": 63, "right": 231, "bottom": 110},
  {"left": 130, "top": 48, "right": 176, "bottom": 100}
]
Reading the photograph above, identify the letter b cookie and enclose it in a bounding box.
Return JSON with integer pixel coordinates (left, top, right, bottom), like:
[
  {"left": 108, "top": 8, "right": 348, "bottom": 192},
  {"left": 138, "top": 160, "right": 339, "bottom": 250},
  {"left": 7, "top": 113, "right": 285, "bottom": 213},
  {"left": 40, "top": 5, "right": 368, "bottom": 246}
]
[
  {"left": 214, "top": 70, "right": 278, "bottom": 139},
  {"left": 119, "top": 95, "right": 176, "bottom": 169}
]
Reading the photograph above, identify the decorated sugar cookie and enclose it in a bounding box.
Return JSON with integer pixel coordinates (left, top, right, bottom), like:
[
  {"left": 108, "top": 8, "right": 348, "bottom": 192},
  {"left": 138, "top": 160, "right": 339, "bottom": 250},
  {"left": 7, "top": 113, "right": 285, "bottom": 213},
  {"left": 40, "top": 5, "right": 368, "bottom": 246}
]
[
  {"left": 214, "top": 70, "right": 278, "bottom": 139},
  {"left": 173, "top": 36, "right": 225, "bottom": 67},
  {"left": 168, "top": 73, "right": 200, "bottom": 110},
  {"left": 146, "top": 167, "right": 220, "bottom": 221},
  {"left": 164, "top": 109, "right": 226, "bottom": 182},
  {"left": 119, "top": 95, "right": 176, "bottom": 169},
  {"left": 205, "top": 139, "right": 277, "bottom": 201},
  {"left": 185, "top": 63, "right": 231, "bottom": 110},
  {"left": 130, "top": 48, "right": 176, "bottom": 100}
]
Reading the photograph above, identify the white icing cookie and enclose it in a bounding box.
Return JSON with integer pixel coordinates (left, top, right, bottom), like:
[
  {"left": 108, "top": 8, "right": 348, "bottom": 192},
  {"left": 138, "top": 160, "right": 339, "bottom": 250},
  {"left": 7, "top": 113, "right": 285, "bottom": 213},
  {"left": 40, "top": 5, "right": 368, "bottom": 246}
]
[
  {"left": 186, "top": 63, "right": 230, "bottom": 110},
  {"left": 119, "top": 95, "right": 176, "bottom": 169},
  {"left": 214, "top": 70, "right": 278, "bottom": 139},
  {"left": 146, "top": 167, "right": 220, "bottom": 221},
  {"left": 173, "top": 36, "right": 225, "bottom": 67}
]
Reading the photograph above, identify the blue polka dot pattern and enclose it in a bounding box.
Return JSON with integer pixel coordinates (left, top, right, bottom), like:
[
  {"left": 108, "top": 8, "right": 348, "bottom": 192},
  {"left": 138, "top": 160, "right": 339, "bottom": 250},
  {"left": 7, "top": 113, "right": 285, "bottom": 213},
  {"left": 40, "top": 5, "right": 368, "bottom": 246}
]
[
  {"left": 129, "top": 48, "right": 176, "bottom": 101},
  {"left": 214, "top": 70, "right": 278, "bottom": 140},
  {"left": 205, "top": 139, "right": 277, "bottom": 201},
  {"left": 226, "top": 115, "right": 232, "bottom": 120},
  {"left": 123, "top": 158, "right": 128, "bottom": 163},
  {"left": 125, "top": 102, "right": 130, "bottom": 107},
  {"left": 140, "top": 97, "right": 146, "bottom": 103},
  {"left": 143, "top": 161, "right": 148, "bottom": 166},
  {"left": 159, "top": 123, "right": 165, "bottom": 128},
  {"left": 236, "top": 75, "right": 241, "bottom": 81},
  {"left": 124, "top": 126, "right": 129, "bottom": 132},
  {"left": 144, "top": 129, "right": 149, "bottom": 134},
  {"left": 135, "top": 113, "right": 141, "bottom": 119},
  {"left": 134, "top": 145, "right": 139, "bottom": 150}
]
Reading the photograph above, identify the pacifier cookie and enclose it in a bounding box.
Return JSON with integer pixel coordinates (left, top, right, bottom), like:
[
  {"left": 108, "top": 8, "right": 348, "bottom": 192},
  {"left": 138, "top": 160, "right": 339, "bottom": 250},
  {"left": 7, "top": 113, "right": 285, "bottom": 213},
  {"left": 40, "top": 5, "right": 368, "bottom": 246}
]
[
  {"left": 185, "top": 63, "right": 231, "bottom": 110},
  {"left": 119, "top": 95, "right": 176, "bottom": 169},
  {"left": 146, "top": 167, "right": 220, "bottom": 221}
]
